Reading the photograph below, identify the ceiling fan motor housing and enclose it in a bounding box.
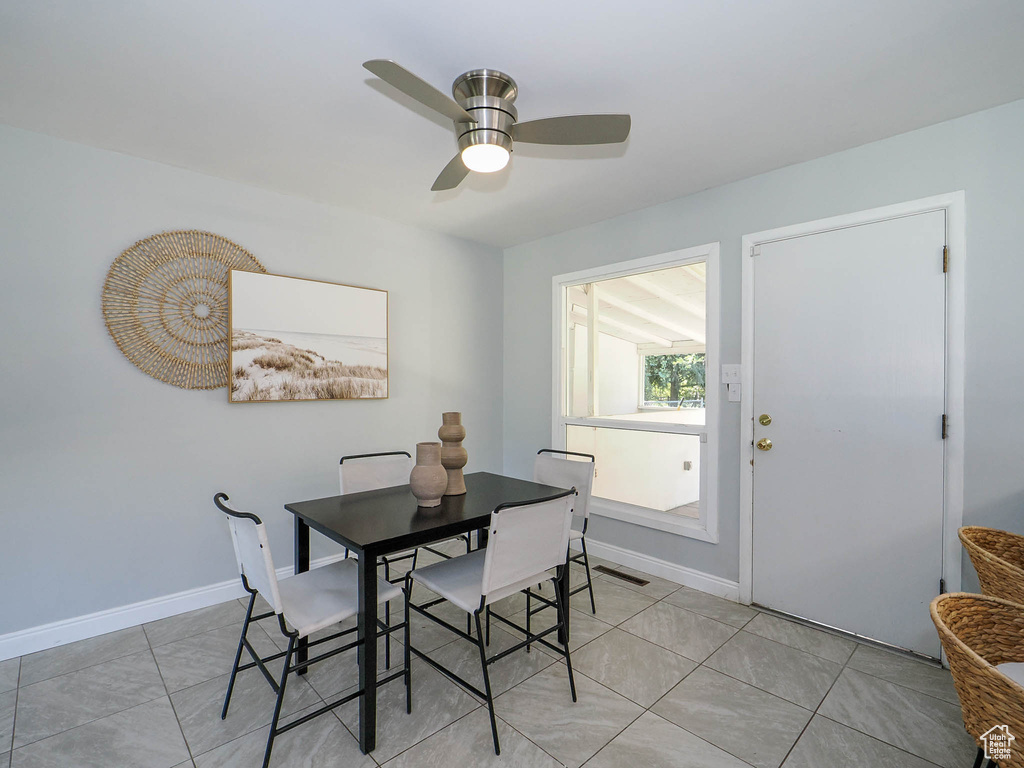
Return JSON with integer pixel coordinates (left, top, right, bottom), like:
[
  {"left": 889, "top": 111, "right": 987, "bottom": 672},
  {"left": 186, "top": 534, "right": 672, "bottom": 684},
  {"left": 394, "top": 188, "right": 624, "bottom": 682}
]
[{"left": 451, "top": 69, "right": 518, "bottom": 155}]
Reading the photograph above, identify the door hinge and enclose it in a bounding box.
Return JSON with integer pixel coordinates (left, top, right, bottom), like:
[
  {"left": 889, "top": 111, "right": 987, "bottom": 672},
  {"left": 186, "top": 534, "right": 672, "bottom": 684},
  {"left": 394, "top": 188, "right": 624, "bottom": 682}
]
[
  {"left": 940, "top": 578, "right": 946, "bottom": 595},
  {"left": 941, "top": 414, "right": 948, "bottom": 440},
  {"left": 942, "top": 245, "right": 949, "bottom": 273}
]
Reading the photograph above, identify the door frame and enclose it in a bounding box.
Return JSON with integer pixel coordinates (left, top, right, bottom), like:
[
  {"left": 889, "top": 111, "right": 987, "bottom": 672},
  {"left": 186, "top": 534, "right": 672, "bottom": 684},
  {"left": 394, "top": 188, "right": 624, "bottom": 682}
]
[{"left": 738, "top": 192, "right": 966, "bottom": 610}]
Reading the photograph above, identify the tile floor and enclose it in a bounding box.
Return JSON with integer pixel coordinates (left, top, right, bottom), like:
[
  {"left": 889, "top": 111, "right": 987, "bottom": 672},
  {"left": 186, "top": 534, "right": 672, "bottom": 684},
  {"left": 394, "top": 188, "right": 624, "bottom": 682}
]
[{"left": 0, "top": 549, "right": 977, "bottom": 768}]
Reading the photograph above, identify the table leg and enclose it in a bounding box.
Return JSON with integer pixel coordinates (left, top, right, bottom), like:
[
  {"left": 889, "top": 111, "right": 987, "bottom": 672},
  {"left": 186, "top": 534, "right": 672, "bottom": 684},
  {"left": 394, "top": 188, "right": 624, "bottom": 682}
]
[
  {"left": 358, "top": 551, "right": 378, "bottom": 754},
  {"left": 558, "top": 562, "right": 571, "bottom": 645},
  {"left": 294, "top": 517, "right": 310, "bottom": 673},
  {"left": 476, "top": 527, "right": 488, "bottom": 549}
]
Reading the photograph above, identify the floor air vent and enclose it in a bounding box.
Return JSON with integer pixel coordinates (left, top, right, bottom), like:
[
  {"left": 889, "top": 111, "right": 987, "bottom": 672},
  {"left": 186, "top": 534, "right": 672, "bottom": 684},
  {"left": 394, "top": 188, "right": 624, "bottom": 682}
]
[{"left": 594, "top": 565, "right": 649, "bottom": 586}]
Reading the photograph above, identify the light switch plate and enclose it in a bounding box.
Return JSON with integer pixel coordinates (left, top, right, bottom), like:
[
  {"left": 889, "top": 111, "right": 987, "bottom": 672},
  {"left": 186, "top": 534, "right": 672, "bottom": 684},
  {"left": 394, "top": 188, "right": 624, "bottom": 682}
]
[{"left": 721, "top": 364, "right": 741, "bottom": 384}]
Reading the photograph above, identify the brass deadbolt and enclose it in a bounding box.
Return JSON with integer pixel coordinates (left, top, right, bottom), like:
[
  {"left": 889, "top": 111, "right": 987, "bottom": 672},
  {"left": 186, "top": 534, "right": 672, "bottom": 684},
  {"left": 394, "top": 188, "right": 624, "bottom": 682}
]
[{"left": 758, "top": 414, "right": 772, "bottom": 426}]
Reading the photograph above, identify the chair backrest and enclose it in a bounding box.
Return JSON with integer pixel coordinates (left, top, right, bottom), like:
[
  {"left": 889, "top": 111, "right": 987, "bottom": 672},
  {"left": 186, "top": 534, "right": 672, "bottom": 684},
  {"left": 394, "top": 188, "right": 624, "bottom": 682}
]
[
  {"left": 958, "top": 526, "right": 1024, "bottom": 605},
  {"left": 215, "top": 493, "right": 283, "bottom": 614},
  {"left": 533, "top": 449, "right": 595, "bottom": 527},
  {"left": 339, "top": 451, "right": 412, "bottom": 495},
  {"left": 480, "top": 489, "right": 575, "bottom": 606}
]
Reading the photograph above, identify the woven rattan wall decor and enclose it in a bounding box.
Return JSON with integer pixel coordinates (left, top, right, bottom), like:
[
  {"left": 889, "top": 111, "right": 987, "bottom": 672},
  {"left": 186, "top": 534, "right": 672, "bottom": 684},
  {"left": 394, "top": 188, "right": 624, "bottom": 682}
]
[{"left": 102, "top": 230, "right": 267, "bottom": 389}]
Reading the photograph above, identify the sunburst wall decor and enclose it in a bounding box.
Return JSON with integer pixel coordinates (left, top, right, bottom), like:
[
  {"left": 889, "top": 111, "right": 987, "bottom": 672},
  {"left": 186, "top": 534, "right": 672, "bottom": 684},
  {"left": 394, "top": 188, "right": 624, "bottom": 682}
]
[{"left": 102, "top": 230, "right": 267, "bottom": 389}]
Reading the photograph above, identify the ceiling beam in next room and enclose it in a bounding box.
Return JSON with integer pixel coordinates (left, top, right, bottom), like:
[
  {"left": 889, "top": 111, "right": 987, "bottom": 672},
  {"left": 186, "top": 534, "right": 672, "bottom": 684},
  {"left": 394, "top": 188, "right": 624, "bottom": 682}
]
[
  {"left": 622, "top": 274, "right": 706, "bottom": 323},
  {"left": 570, "top": 304, "right": 673, "bottom": 347},
  {"left": 598, "top": 288, "right": 706, "bottom": 345}
]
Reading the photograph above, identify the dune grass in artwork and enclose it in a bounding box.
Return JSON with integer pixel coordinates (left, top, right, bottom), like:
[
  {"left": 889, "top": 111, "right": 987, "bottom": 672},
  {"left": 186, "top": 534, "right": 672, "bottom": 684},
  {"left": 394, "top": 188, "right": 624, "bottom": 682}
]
[{"left": 230, "top": 330, "right": 387, "bottom": 401}]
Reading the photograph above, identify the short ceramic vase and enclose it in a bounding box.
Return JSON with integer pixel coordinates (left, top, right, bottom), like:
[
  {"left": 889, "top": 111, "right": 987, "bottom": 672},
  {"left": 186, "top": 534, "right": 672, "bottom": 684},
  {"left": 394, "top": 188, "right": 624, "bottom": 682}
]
[
  {"left": 439, "top": 411, "right": 468, "bottom": 495},
  {"left": 409, "top": 442, "right": 448, "bottom": 508}
]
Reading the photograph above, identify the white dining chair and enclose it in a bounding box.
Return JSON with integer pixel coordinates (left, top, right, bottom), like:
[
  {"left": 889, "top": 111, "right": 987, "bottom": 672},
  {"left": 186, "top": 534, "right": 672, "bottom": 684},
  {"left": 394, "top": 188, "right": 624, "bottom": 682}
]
[
  {"left": 340, "top": 450, "right": 473, "bottom": 649},
  {"left": 215, "top": 492, "right": 405, "bottom": 768},
  {"left": 403, "top": 487, "right": 578, "bottom": 755},
  {"left": 340, "top": 450, "right": 474, "bottom": 566},
  {"left": 533, "top": 449, "right": 597, "bottom": 613},
  {"left": 338, "top": 450, "right": 414, "bottom": 497}
]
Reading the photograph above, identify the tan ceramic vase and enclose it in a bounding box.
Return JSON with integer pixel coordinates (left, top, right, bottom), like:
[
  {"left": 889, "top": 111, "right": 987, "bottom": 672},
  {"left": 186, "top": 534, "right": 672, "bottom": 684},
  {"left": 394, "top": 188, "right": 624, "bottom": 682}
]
[
  {"left": 409, "top": 442, "right": 447, "bottom": 508},
  {"left": 438, "top": 412, "right": 468, "bottom": 496}
]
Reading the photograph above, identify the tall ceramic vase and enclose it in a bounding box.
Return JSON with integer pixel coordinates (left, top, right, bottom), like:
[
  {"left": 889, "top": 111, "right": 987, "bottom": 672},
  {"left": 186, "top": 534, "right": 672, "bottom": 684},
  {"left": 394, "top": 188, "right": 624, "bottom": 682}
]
[
  {"left": 439, "top": 412, "right": 468, "bottom": 496},
  {"left": 409, "top": 442, "right": 447, "bottom": 508}
]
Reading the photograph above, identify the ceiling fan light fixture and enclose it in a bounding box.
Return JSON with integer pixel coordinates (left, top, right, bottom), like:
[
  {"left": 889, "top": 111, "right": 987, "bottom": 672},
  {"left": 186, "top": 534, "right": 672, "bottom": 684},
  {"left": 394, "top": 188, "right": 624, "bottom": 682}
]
[
  {"left": 461, "top": 143, "right": 510, "bottom": 173},
  {"left": 361, "top": 60, "right": 631, "bottom": 191}
]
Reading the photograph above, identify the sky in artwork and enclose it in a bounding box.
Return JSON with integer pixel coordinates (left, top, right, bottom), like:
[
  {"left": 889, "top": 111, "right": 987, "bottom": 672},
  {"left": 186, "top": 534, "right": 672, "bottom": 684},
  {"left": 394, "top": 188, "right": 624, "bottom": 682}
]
[{"left": 230, "top": 270, "right": 387, "bottom": 338}]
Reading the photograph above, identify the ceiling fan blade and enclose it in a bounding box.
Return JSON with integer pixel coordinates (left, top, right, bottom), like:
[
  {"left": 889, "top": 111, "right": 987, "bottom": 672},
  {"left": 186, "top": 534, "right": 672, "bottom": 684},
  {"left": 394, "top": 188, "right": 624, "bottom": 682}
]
[
  {"left": 431, "top": 154, "right": 470, "bottom": 191},
  {"left": 363, "top": 60, "right": 475, "bottom": 124},
  {"left": 513, "top": 114, "right": 631, "bottom": 145}
]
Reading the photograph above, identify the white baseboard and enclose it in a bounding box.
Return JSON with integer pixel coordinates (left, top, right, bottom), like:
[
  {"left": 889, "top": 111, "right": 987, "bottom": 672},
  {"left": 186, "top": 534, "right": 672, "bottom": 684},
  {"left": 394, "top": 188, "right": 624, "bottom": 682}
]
[
  {"left": 0, "top": 554, "right": 348, "bottom": 662},
  {"left": 576, "top": 538, "right": 741, "bottom": 602},
  {"left": 3, "top": 541, "right": 741, "bottom": 662}
]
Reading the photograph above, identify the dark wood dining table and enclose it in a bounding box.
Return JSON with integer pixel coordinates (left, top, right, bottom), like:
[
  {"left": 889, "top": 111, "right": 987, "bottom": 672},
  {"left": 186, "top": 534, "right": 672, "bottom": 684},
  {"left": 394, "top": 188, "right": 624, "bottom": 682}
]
[{"left": 284, "top": 471, "right": 571, "bottom": 754}]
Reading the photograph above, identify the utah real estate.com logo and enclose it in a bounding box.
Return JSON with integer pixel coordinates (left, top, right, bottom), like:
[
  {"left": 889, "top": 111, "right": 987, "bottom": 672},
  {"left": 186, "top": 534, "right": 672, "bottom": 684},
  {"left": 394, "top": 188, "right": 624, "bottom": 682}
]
[{"left": 981, "top": 725, "right": 1015, "bottom": 762}]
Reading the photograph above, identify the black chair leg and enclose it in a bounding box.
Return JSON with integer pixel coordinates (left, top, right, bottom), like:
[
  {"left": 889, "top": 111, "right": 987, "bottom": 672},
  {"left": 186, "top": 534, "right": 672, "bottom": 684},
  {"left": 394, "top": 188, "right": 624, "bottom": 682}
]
[
  {"left": 404, "top": 575, "right": 413, "bottom": 714},
  {"left": 580, "top": 537, "right": 597, "bottom": 614},
  {"left": 525, "top": 589, "right": 532, "bottom": 653},
  {"left": 552, "top": 576, "right": 577, "bottom": 702},
  {"left": 263, "top": 635, "right": 295, "bottom": 768},
  {"left": 465, "top": 544, "right": 473, "bottom": 637},
  {"left": 222, "top": 591, "right": 255, "bottom": 719},
  {"left": 972, "top": 746, "right": 1002, "bottom": 768},
  {"left": 383, "top": 559, "right": 392, "bottom": 669},
  {"left": 474, "top": 610, "right": 501, "bottom": 755},
  {"left": 485, "top": 605, "right": 492, "bottom": 646}
]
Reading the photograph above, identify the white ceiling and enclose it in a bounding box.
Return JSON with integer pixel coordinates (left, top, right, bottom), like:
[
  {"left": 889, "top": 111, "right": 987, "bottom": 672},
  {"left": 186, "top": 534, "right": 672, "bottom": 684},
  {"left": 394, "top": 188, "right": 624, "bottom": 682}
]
[{"left": 2, "top": 0, "right": 1023, "bottom": 248}]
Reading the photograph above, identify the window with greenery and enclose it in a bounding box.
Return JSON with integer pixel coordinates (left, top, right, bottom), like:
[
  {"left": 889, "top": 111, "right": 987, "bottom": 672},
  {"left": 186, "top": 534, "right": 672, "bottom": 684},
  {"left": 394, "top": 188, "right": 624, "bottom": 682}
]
[{"left": 643, "top": 353, "right": 706, "bottom": 408}]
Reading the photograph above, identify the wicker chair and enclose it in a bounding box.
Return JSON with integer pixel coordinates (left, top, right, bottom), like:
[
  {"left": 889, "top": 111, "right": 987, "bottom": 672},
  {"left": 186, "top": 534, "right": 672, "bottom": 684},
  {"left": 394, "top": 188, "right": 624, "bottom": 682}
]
[
  {"left": 959, "top": 527, "right": 1024, "bottom": 606},
  {"left": 930, "top": 593, "right": 1024, "bottom": 767}
]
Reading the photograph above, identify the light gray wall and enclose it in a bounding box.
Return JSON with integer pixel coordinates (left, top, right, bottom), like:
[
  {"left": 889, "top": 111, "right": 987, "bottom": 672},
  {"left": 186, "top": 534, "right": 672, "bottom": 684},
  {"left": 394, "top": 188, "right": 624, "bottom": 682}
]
[
  {"left": 0, "top": 125, "right": 503, "bottom": 635},
  {"left": 503, "top": 98, "right": 1024, "bottom": 586}
]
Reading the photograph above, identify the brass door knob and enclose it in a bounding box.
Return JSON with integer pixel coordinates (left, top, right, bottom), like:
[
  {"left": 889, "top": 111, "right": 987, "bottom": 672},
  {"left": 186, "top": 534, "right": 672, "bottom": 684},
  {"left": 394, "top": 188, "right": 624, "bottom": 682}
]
[
  {"left": 756, "top": 438, "right": 773, "bottom": 451},
  {"left": 758, "top": 414, "right": 772, "bottom": 426}
]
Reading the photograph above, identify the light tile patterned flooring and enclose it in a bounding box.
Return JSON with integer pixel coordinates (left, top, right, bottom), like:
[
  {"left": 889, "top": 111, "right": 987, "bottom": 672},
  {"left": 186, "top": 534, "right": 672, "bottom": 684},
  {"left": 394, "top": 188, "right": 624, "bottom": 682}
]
[{"left": 0, "top": 549, "right": 976, "bottom": 767}]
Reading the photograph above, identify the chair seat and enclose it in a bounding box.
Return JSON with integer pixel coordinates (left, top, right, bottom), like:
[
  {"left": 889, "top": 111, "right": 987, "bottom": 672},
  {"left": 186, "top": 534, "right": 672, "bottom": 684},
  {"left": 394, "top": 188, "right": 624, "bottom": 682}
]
[
  {"left": 371, "top": 548, "right": 416, "bottom": 563},
  {"left": 345, "top": 548, "right": 415, "bottom": 561},
  {"left": 412, "top": 549, "right": 557, "bottom": 612},
  {"left": 411, "top": 550, "right": 488, "bottom": 613},
  {"left": 997, "top": 662, "right": 1024, "bottom": 688},
  {"left": 279, "top": 558, "right": 402, "bottom": 638},
  {"left": 357, "top": 541, "right": 463, "bottom": 563}
]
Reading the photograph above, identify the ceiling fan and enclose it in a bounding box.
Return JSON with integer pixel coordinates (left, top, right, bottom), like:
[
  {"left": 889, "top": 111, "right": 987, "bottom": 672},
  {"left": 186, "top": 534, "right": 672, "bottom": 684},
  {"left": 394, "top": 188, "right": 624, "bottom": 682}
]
[{"left": 362, "top": 60, "right": 631, "bottom": 191}]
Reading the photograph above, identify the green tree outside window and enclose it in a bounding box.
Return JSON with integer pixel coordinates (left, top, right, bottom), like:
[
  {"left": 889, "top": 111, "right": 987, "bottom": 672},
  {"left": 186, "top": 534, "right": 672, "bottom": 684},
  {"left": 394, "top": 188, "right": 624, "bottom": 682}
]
[{"left": 644, "top": 353, "right": 706, "bottom": 405}]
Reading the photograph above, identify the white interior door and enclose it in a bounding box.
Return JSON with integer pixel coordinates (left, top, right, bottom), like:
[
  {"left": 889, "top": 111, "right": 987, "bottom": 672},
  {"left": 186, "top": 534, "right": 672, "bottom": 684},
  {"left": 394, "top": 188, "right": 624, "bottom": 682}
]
[{"left": 751, "top": 211, "right": 946, "bottom": 657}]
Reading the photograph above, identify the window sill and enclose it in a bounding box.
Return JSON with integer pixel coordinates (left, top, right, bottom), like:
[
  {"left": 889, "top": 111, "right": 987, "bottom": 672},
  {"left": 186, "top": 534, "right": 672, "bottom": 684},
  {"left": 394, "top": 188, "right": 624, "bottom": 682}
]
[{"left": 590, "top": 497, "right": 718, "bottom": 543}]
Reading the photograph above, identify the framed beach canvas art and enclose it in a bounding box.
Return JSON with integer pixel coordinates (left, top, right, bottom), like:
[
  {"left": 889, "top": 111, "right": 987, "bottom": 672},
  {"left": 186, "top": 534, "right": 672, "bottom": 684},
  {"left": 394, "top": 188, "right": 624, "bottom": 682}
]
[{"left": 228, "top": 271, "right": 388, "bottom": 402}]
